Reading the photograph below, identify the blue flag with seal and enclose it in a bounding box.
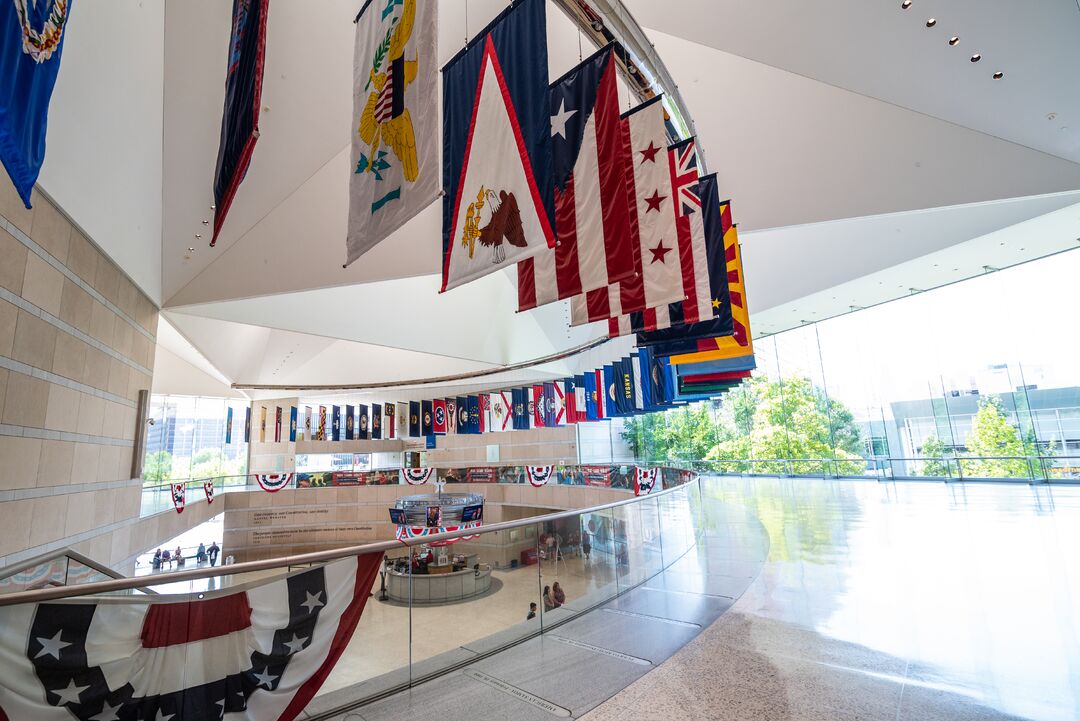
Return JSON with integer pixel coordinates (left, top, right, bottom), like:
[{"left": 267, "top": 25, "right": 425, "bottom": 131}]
[
  {"left": 455, "top": 396, "right": 469, "bottom": 434},
  {"left": 0, "top": 0, "right": 73, "bottom": 208},
  {"left": 467, "top": 395, "right": 482, "bottom": 434},
  {"left": 440, "top": 0, "right": 555, "bottom": 291},
  {"left": 347, "top": 0, "right": 440, "bottom": 266},
  {"left": 244, "top": 407, "right": 251, "bottom": 442},
  {"left": 290, "top": 405, "right": 298, "bottom": 442},
  {"left": 211, "top": 0, "right": 270, "bottom": 246},
  {"left": 358, "top": 403, "right": 369, "bottom": 439},
  {"left": 371, "top": 402, "right": 382, "bottom": 439},
  {"left": 421, "top": 399, "right": 433, "bottom": 436},
  {"left": 409, "top": 400, "right": 421, "bottom": 437},
  {"left": 511, "top": 387, "right": 527, "bottom": 430},
  {"left": 584, "top": 371, "right": 598, "bottom": 421}
]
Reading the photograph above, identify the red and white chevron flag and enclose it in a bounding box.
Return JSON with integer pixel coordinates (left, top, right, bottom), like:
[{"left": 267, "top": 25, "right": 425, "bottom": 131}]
[
  {"left": 400, "top": 467, "right": 435, "bottom": 485},
  {"left": 0, "top": 553, "right": 383, "bottom": 721},
  {"left": 254, "top": 473, "right": 294, "bottom": 493},
  {"left": 527, "top": 465, "right": 555, "bottom": 487}
]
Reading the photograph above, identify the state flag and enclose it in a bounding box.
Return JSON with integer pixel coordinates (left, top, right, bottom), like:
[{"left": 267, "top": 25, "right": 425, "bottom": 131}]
[
  {"left": 456, "top": 396, "right": 470, "bottom": 434},
  {"left": 433, "top": 398, "right": 448, "bottom": 434},
  {"left": 394, "top": 403, "right": 407, "bottom": 439},
  {"left": 441, "top": 0, "right": 555, "bottom": 291},
  {"left": 631, "top": 358, "right": 645, "bottom": 412},
  {"left": 563, "top": 378, "right": 578, "bottom": 424},
  {"left": 345, "top": 405, "right": 355, "bottom": 440},
  {"left": 467, "top": 396, "right": 482, "bottom": 434},
  {"left": 489, "top": 391, "right": 512, "bottom": 432},
  {"left": 603, "top": 365, "right": 620, "bottom": 417},
  {"left": 331, "top": 406, "right": 341, "bottom": 442},
  {"left": 275, "top": 406, "right": 282, "bottom": 443},
  {"left": 517, "top": 45, "right": 634, "bottom": 310},
  {"left": 541, "top": 382, "right": 556, "bottom": 427},
  {"left": 574, "top": 375, "right": 588, "bottom": 423},
  {"left": 226, "top": 407, "right": 234, "bottom": 444},
  {"left": 477, "top": 394, "right": 488, "bottom": 434},
  {"left": 530, "top": 385, "right": 545, "bottom": 428},
  {"left": 446, "top": 398, "right": 458, "bottom": 433},
  {"left": 304, "top": 406, "right": 313, "bottom": 440},
  {"left": 409, "top": 401, "right": 421, "bottom": 437},
  {"left": 635, "top": 174, "right": 736, "bottom": 345},
  {"left": 583, "top": 371, "right": 599, "bottom": 421},
  {"left": 570, "top": 97, "right": 683, "bottom": 325},
  {"left": 261, "top": 406, "right": 268, "bottom": 443},
  {"left": 357, "top": 403, "right": 369, "bottom": 439},
  {"left": 511, "top": 388, "right": 529, "bottom": 430},
  {"left": 317, "top": 406, "right": 326, "bottom": 441},
  {"left": 244, "top": 407, "right": 251, "bottom": 442},
  {"left": 290, "top": 406, "right": 298, "bottom": 442},
  {"left": 371, "top": 403, "right": 382, "bottom": 440}
]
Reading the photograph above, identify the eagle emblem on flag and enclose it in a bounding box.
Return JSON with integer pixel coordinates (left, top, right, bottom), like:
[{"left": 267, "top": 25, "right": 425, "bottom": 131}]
[{"left": 460, "top": 187, "right": 526, "bottom": 264}]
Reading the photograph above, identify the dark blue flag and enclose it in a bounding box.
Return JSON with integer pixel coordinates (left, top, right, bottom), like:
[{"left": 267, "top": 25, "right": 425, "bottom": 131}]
[
  {"left": 409, "top": 401, "right": 421, "bottom": 437},
  {"left": 331, "top": 405, "right": 341, "bottom": 441},
  {"left": 211, "top": 0, "right": 270, "bottom": 245},
  {"left": 289, "top": 406, "right": 298, "bottom": 442},
  {"left": 638, "top": 349, "right": 657, "bottom": 411},
  {"left": 467, "top": 395, "right": 482, "bottom": 434},
  {"left": 225, "top": 406, "right": 233, "bottom": 444},
  {"left": 602, "top": 365, "right": 619, "bottom": 417},
  {"left": 618, "top": 358, "right": 636, "bottom": 415},
  {"left": 511, "top": 388, "right": 527, "bottom": 430},
  {"left": 345, "top": 404, "right": 354, "bottom": 440},
  {"left": 584, "top": 371, "right": 599, "bottom": 421},
  {"left": 440, "top": 0, "right": 555, "bottom": 290},
  {"left": 357, "top": 403, "right": 369, "bottom": 440},
  {"left": 421, "top": 400, "right": 433, "bottom": 436},
  {"left": 371, "top": 402, "right": 382, "bottom": 440},
  {"left": 244, "top": 407, "right": 251, "bottom": 442},
  {"left": 0, "top": 0, "right": 73, "bottom": 208},
  {"left": 541, "top": 382, "right": 556, "bottom": 427}
]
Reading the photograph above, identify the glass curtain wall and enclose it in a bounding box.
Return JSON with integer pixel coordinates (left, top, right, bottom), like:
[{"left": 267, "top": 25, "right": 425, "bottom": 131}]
[
  {"left": 143, "top": 395, "right": 249, "bottom": 484},
  {"left": 607, "top": 248, "right": 1080, "bottom": 482}
]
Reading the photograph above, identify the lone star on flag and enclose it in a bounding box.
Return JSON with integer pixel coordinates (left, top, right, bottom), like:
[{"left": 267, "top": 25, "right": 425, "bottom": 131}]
[
  {"left": 550, "top": 99, "right": 577, "bottom": 139},
  {"left": 650, "top": 240, "right": 672, "bottom": 264},
  {"left": 712, "top": 297, "right": 722, "bottom": 308},
  {"left": 644, "top": 190, "right": 667, "bottom": 213},
  {"left": 639, "top": 141, "right": 661, "bottom": 163}
]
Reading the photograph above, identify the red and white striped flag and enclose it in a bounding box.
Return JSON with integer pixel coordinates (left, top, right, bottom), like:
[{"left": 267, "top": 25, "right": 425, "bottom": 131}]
[
  {"left": 569, "top": 98, "right": 684, "bottom": 327},
  {"left": 516, "top": 47, "right": 636, "bottom": 311}
]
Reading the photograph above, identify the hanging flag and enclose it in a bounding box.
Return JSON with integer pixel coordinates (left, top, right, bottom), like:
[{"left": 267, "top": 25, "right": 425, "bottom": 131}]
[
  {"left": 371, "top": 402, "right": 382, "bottom": 439},
  {"left": 259, "top": 406, "right": 267, "bottom": 443},
  {"left": 635, "top": 467, "right": 660, "bottom": 495},
  {"left": 511, "top": 388, "right": 528, "bottom": 430},
  {"left": 357, "top": 403, "right": 369, "bottom": 439},
  {"left": 477, "top": 394, "right": 488, "bottom": 434},
  {"left": 421, "top": 400, "right": 433, "bottom": 436},
  {"left": 0, "top": 553, "right": 384, "bottom": 721},
  {"left": 574, "top": 375, "right": 588, "bottom": 423},
  {"left": 0, "top": 0, "right": 73, "bottom": 209},
  {"left": 244, "top": 407, "right": 251, "bottom": 442},
  {"left": 455, "top": 396, "right": 469, "bottom": 434},
  {"left": 347, "top": 0, "right": 440, "bottom": 266},
  {"left": 467, "top": 396, "right": 482, "bottom": 434},
  {"left": 584, "top": 371, "right": 598, "bottom": 421},
  {"left": 210, "top": 0, "right": 270, "bottom": 245},
  {"left": 225, "top": 406, "right": 234, "bottom": 444},
  {"left": 636, "top": 175, "right": 736, "bottom": 345},
  {"left": 171, "top": 483, "right": 185, "bottom": 514},
  {"left": 275, "top": 406, "right": 283, "bottom": 443},
  {"left": 527, "top": 465, "right": 554, "bottom": 487},
  {"left": 570, "top": 97, "right": 683, "bottom": 325},
  {"left": 287, "top": 406, "right": 296, "bottom": 442},
  {"left": 603, "top": 365, "right": 620, "bottom": 417},
  {"left": 446, "top": 398, "right": 457, "bottom": 433},
  {"left": 304, "top": 406, "right": 313, "bottom": 440},
  {"left": 489, "top": 391, "right": 512, "bottom": 432},
  {"left": 405, "top": 401, "right": 418, "bottom": 437},
  {"left": 394, "top": 403, "right": 407, "bottom": 439},
  {"left": 595, "top": 368, "right": 607, "bottom": 419},
  {"left": 540, "top": 382, "right": 556, "bottom": 427},
  {"left": 631, "top": 358, "right": 645, "bottom": 412},
  {"left": 433, "top": 398, "right": 447, "bottom": 434},
  {"left": 345, "top": 404, "right": 355, "bottom": 440},
  {"left": 638, "top": 348, "right": 658, "bottom": 411},
  {"left": 204, "top": 480, "right": 216, "bottom": 504},
  {"left": 562, "top": 378, "right": 576, "bottom": 424},
  {"left": 528, "top": 385, "right": 543, "bottom": 428},
  {"left": 620, "top": 358, "right": 636, "bottom": 414},
  {"left": 328, "top": 406, "right": 338, "bottom": 441},
  {"left": 516, "top": 45, "right": 635, "bottom": 310},
  {"left": 441, "top": 0, "right": 555, "bottom": 291},
  {"left": 317, "top": 406, "right": 327, "bottom": 441}
]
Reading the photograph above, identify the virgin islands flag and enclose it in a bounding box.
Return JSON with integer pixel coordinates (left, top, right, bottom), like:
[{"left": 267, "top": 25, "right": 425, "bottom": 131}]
[{"left": 347, "top": 0, "right": 439, "bottom": 266}]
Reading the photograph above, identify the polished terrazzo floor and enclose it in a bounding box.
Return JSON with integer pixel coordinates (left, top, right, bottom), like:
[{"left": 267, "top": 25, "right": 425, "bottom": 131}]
[{"left": 308, "top": 477, "right": 1080, "bottom": 721}]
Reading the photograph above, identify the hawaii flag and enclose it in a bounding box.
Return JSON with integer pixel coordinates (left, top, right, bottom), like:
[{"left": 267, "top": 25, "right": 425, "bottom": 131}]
[
  {"left": 347, "top": 0, "right": 440, "bottom": 266},
  {"left": 0, "top": 555, "right": 383, "bottom": 721},
  {"left": 569, "top": 97, "right": 683, "bottom": 325},
  {"left": 516, "top": 46, "right": 634, "bottom": 310},
  {"left": 441, "top": 0, "right": 555, "bottom": 291}
]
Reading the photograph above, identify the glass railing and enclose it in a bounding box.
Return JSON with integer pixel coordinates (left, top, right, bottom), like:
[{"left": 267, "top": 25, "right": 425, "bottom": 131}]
[{"left": 0, "top": 472, "right": 704, "bottom": 718}]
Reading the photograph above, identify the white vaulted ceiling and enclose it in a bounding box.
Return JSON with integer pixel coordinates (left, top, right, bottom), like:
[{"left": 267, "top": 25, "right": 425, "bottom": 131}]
[{"left": 32, "top": 0, "right": 1080, "bottom": 395}]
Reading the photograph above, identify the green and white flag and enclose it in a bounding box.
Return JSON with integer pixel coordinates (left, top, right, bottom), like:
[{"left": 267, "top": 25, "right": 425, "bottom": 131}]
[{"left": 346, "top": 0, "right": 440, "bottom": 266}]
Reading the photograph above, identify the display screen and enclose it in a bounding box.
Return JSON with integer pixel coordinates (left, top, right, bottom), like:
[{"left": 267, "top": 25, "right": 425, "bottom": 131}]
[
  {"left": 426, "top": 506, "right": 442, "bottom": 527},
  {"left": 461, "top": 504, "right": 484, "bottom": 522},
  {"left": 388, "top": 508, "right": 408, "bottom": 525}
]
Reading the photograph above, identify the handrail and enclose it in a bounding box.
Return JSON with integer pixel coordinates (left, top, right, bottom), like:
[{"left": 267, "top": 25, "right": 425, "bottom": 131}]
[{"left": 0, "top": 474, "right": 696, "bottom": 606}]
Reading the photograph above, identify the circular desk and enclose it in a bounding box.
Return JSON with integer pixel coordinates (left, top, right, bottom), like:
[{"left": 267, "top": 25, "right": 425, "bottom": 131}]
[{"left": 386, "top": 563, "right": 492, "bottom": 604}]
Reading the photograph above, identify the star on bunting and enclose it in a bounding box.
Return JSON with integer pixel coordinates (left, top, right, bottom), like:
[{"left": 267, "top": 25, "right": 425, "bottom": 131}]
[
  {"left": 649, "top": 240, "right": 672, "bottom": 264},
  {"left": 252, "top": 667, "right": 278, "bottom": 690},
  {"left": 155, "top": 708, "right": 175, "bottom": 721},
  {"left": 283, "top": 633, "right": 308, "bottom": 654},
  {"left": 35, "top": 629, "right": 72, "bottom": 660},
  {"left": 51, "top": 679, "right": 89, "bottom": 705},
  {"left": 300, "top": 590, "right": 324, "bottom": 613},
  {"left": 644, "top": 190, "right": 666, "bottom": 213},
  {"left": 639, "top": 141, "right": 661, "bottom": 163},
  {"left": 90, "top": 702, "right": 121, "bottom": 721},
  {"left": 550, "top": 99, "right": 577, "bottom": 139}
]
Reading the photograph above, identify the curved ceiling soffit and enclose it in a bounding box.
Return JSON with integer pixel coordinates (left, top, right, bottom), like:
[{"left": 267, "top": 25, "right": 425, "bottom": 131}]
[{"left": 229, "top": 0, "right": 704, "bottom": 392}]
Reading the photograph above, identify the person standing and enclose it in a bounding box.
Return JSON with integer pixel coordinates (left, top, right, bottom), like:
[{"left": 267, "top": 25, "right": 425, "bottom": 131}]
[
  {"left": 552, "top": 582, "right": 566, "bottom": 607},
  {"left": 527, "top": 602, "right": 537, "bottom": 620},
  {"left": 208, "top": 541, "right": 220, "bottom": 567},
  {"left": 196, "top": 542, "right": 207, "bottom": 565},
  {"left": 582, "top": 532, "right": 592, "bottom": 561}
]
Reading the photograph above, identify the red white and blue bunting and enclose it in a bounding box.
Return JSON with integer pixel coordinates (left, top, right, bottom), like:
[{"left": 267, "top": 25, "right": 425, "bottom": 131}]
[
  {"left": 526, "top": 465, "right": 554, "bottom": 487},
  {"left": 171, "top": 483, "right": 185, "bottom": 514},
  {"left": 634, "top": 467, "right": 660, "bottom": 496},
  {"left": 400, "top": 467, "right": 435, "bottom": 485},
  {"left": 395, "top": 521, "right": 482, "bottom": 547},
  {"left": 204, "top": 480, "right": 215, "bottom": 504},
  {"left": 254, "top": 473, "right": 294, "bottom": 493}
]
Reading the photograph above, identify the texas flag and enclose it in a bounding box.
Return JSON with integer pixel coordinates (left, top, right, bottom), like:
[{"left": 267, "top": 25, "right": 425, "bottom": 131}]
[
  {"left": 441, "top": 0, "right": 555, "bottom": 291},
  {"left": 570, "top": 97, "right": 683, "bottom": 326},
  {"left": 0, "top": 554, "right": 383, "bottom": 721},
  {"left": 517, "top": 45, "right": 635, "bottom": 311}
]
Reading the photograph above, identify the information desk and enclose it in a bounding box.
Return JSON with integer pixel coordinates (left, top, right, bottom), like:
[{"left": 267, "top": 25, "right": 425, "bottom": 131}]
[{"left": 386, "top": 562, "right": 492, "bottom": 603}]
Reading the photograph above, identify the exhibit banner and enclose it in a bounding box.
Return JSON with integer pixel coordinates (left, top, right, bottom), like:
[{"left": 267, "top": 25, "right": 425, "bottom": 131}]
[
  {"left": 332, "top": 471, "right": 363, "bottom": 486},
  {"left": 581, "top": 465, "right": 612, "bottom": 487},
  {"left": 466, "top": 467, "right": 497, "bottom": 483}
]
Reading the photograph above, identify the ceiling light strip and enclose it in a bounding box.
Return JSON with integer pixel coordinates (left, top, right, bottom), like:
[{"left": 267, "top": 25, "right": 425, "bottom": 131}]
[{"left": 229, "top": 333, "right": 615, "bottom": 391}]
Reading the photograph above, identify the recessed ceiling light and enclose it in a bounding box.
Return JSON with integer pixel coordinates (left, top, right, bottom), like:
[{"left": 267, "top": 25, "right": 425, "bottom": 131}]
[
  {"left": 201, "top": 219, "right": 209, "bottom": 225},
  {"left": 970, "top": 53, "right": 982, "bottom": 62},
  {"left": 901, "top": 0, "right": 912, "bottom": 7},
  {"left": 948, "top": 36, "right": 959, "bottom": 46},
  {"left": 188, "top": 247, "right": 195, "bottom": 252},
  {"left": 194, "top": 233, "right": 202, "bottom": 239},
  {"left": 926, "top": 18, "right": 936, "bottom": 27},
  {"left": 993, "top": 71, "right": 1004, "bottom": 80}
]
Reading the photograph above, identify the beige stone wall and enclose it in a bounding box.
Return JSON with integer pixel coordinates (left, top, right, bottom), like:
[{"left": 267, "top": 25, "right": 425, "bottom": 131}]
[
  {"left": 423, "top": 425, "right": 579, "bottom": 466},
  {"left": 221, "top": 482, "right": 626, "bottom": 568},
  {"left": 0, "top": 185, "right": 158, "bottom": 571}
]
